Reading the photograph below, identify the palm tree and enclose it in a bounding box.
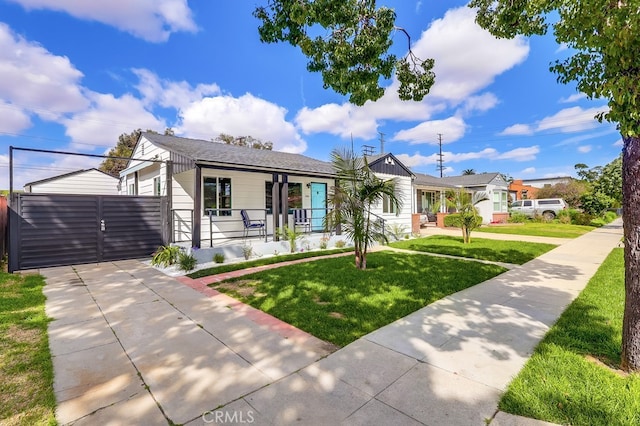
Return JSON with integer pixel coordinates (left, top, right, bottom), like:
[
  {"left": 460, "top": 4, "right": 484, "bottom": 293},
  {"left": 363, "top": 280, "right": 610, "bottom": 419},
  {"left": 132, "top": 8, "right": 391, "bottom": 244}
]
[
  {"left": 325, "top": 148, "right": 402, "bottom": 270},
  {"left": 445, "top": 188, "right": 488, "bottom": 243},
  {"left": 462, "top": 168, "right": 476, "bottom": 175}
]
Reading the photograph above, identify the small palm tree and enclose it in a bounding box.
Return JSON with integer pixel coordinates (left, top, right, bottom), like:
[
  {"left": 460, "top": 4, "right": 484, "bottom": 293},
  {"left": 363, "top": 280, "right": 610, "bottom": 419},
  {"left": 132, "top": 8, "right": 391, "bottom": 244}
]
[
  {"left": 325, "top": 148, "right": 402, "bottom": 270},
  {"left": 462, "top": 168, "right": 476, "bottom": 175},
  {"left": 446, "top": 188, "right": 488, "bottom": 243}
]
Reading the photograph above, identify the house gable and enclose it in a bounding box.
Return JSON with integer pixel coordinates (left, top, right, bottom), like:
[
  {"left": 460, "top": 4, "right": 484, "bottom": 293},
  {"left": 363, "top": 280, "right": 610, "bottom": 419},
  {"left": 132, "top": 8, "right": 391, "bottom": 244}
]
[{"left": 367, "top": 153, "right": 414, "bottom": 178}]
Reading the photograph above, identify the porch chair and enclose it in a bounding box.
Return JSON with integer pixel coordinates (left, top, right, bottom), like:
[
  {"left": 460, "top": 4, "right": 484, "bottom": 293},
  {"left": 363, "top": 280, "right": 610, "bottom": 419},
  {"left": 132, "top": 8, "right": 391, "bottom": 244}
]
[
  {"left": 293, "top": 208, "right": 311, "bottom": 233},
  {"left": 240, "top": 209, "right": 265, "bottom": 238}
]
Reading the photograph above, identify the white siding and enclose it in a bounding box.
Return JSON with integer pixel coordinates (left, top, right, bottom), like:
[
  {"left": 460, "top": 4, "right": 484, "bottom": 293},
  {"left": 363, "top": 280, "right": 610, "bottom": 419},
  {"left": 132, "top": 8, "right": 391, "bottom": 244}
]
[
  {"left": 25, "top": 170, "right": 119, "bottom": 195},
  {"left": 371, "top": 173, "right": 413, "bottom": 232}
]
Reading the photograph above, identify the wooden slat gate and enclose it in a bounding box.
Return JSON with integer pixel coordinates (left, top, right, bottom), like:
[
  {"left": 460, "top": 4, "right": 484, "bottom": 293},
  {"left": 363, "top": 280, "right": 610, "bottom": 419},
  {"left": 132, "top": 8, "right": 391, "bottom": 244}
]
[{"left": 8, "top": 193, "right": 168, "bottom": 272}]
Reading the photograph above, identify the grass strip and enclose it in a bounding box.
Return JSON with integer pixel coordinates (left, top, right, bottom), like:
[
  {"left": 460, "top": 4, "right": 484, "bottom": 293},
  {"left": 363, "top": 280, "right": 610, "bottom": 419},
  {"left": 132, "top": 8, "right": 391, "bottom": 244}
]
[
  {"left": 0, "top": 272, "right": 56, "bottom": 425},
  {"left": 188, "top": 247, "right": 353, "bottom": 278},
  {"left": 499, "top": 248, "right": 640, "bottom": 425},
  {"left": 389, "top": 235, "right": 556, "bottom": 265},
  {"left": 475, "top": 223, "right": 593, "bottom": 239},
  {"left": 211, "top": 251, "right": 506, "bottom": 347}
]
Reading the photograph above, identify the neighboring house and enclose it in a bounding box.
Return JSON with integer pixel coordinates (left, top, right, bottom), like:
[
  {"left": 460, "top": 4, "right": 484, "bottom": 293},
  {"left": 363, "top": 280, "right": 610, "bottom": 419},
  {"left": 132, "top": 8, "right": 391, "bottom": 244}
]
[
  {"left": 23, "top": 168, "right": 119, "bottom": 195},
  {"left": 119, "top": 132, "right": 337, "bottom": 247},
  {"left": 439, "top": 173, "right": 510, "bottom": 224},
  {"left": 509, "top": 179, "right": 539, "bottom": 201},
  {"left": 520, "top": 176, "right": 573, "bottom": 188},
  {"left": 366, "top": 153, "right": 415, "bottom": 230}
]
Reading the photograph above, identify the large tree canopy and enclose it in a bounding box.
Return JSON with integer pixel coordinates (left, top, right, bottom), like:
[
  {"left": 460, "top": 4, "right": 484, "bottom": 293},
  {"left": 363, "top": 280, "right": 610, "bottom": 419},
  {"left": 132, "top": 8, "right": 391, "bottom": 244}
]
[
  {"left": 254, "top": 0, "right": 435, "bottom": 105},
  {"left": 469, "top": 0, "right": 639, "bottom": 372}
]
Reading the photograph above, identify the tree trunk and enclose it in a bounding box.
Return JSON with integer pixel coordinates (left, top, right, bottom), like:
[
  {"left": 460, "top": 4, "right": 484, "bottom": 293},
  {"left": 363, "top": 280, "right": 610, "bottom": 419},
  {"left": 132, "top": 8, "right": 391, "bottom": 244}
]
[{"left": 622, "top": 135, "right": 640, "bottom": 372}]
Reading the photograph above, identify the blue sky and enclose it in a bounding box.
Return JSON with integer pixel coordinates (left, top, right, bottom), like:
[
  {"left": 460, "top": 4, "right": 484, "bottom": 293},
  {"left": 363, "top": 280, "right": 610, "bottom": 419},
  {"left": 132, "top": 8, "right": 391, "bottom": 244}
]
[{"left": 0, "top": 0, "right": 620, "bottom": 189}]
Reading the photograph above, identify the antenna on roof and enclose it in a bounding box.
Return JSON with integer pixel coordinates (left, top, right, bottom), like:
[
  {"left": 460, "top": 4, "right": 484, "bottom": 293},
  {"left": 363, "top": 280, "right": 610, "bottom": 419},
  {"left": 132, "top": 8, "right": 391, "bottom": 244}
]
[
  {"left": 362, "top": 144, "right": 375, "bottom": 156},
  {"left": 436, "top": 133, "right": 444, "bottom": 177}
]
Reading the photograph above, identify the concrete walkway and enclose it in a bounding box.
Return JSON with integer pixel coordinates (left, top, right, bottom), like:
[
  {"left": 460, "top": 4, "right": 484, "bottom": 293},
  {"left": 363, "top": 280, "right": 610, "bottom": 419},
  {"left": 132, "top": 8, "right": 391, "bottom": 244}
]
[{"left": 40, "top": 220, "right": 623, "bottom": 425}]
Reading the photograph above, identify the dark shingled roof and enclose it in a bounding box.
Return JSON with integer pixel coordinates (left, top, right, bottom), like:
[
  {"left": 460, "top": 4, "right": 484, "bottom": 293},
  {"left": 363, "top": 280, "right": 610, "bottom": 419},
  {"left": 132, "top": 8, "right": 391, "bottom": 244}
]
[
  {"left": 440, "top": 172, "right": 504, "bottom": 187},
  {"left": 142, "top": 132, "right": 336, "bottom": 176},
  {"left": 414, "top": 173, "right": 455, "bottom": 188}
]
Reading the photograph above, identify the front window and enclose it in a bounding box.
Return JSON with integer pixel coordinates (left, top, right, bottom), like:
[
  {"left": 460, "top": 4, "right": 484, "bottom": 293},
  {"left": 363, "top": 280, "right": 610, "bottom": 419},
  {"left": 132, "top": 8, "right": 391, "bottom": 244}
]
[
  {"left": 153, "top": 176, "right": 161, "bottom": 196},
  {"left": 383, "top": 194, "right": 397, "bottom": 214},
  {"left": 204, "top": 177, "right": 232, "bottom": 216},
  {"left": 493, "top": 191, "right": 508, "bottom": 212},
  {"left": 265, "top": 182, "right": 302, "bottom": 213}
]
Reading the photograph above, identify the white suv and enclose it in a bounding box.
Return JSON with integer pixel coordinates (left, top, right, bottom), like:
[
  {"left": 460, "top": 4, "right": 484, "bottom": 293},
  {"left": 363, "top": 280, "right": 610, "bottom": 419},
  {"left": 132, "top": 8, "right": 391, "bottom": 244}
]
[{"left": 510, "top": 198, "right": 567, "bottom": 220}]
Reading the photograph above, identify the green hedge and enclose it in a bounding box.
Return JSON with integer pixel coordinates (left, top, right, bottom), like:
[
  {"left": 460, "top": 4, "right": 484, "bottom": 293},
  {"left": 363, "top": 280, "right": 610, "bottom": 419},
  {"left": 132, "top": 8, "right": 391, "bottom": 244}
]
[{"left": 444, "top": 213, "right": 482, "bottom": 228}]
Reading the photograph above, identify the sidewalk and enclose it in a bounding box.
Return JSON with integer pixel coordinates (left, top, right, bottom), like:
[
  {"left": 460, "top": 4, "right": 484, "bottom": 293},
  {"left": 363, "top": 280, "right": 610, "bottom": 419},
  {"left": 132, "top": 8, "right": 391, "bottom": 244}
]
[{"left": 41, "top": 219, "right": 623, "bottom": 425}]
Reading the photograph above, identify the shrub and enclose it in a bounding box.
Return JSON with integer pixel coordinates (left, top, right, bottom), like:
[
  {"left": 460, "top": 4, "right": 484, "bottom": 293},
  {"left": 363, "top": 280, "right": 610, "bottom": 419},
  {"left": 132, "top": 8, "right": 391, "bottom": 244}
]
[
  {"left": 334, "top": 240, "right": 346, "bottom": 248},
  {"left": 178, "top": 252, "right": 197, "bottom": 271},
  {"left": 508, "top": 212, "right": 528, "bottom": 223},
  {"left": 556, "top": 209, "right": 572, "bottom": 224},
  {"left": 279, "top": 225, "right": 303, "bottom": 253},
  {"left": 242, "top": 244, "right": 253, "bottom": 260},
  {"left": 213, "top": 253, "right": 225, "bottom": 264},
  {"left": 443, "top": 213, "right": 460, "bottom": 227},
  {"left": 569, "top": 209, "right": 594, "bottom": 226},
  {"left": 151, "top": 245, "right": 181, "bottom": 268},
  {"left": 580, "top": 191, "right": 614, "bottom": 216},
  {"left": 386, "top": 223, "right": 407, "bottom": 241},
  {"left": 319, "top": 236, "right": 330, "bottom": 249}
]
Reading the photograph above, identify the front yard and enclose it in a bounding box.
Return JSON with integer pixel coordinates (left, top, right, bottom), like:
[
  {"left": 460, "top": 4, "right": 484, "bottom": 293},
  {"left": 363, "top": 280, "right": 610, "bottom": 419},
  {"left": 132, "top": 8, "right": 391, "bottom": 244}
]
[
  {"left": 475, "top": 222, "right": 595, "bottom": 239},
  {"left": 211, "top": 251, "right": 507, "bottom": 347},
  {"left": 389, "top": 235, "right": 557, "bottom": 264}
]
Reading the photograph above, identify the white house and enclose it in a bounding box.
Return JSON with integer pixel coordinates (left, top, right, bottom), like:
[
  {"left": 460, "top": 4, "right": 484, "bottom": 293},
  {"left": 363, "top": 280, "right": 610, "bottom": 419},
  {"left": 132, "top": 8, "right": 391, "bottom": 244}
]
[
  {"left": 438, "top": 172, "right": 510, "bottom": 224},
  {"left": 119, "top": 132, "right": 337, "bottom": 247},
  {"left": 23, "top": 168, "right": 119, "bottom": 195},
  {"left": 521, "top": 176, "right": 573, "bottom": 188}
]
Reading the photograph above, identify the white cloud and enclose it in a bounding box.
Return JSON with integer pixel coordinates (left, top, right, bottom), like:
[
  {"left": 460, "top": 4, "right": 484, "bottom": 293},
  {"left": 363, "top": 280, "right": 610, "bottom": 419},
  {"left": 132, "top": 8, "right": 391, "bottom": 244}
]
[
  {"left": 496, "top": 146, "right": 539, "bottom": 161},
  {"left": 63, "top": 92, "right": 165, "bottom": 148},
  {"left": 7, "top": 0, "right": 197, "bottom": 42},
  {"left": 459, "top": 93, "right": 499, "bottom": 115},
  {"left": 499, "top": 123, "right": 533, "bottom": 136},
  {"left": 178, "top": 93, "right": 307, "bottom": 153},
  {"left": 392, "top": 116, "right": 466, "bottom": 145},
  {"left": 0, "top": 101, "right": 31, "bottom": 133},
  {"left": 500, "top": 106, "right": 609, "bottom": 137},
  {"left": 0, "top": 23, "right": 88, "bottom": 120},
  {"left": 559, "top": 93, "right": 587, "bottom": 103},
  {"left": 296, "top": 103, "right": 379, "bottom": 140},
  {"left": 613, "top": 139, "right": 624, "bottom": 147},
  {"left": 133, "top": 69, "right": 220, "bottom": 109},
  {"left": 521, "top": 167, "right": 536, "bottom": 175},
  {"left": 396, "top": 145, "right": 538, "bottom": 168},
  {"left": 537, "top": 106, "right": 606, "bottom": 133},
  {"left": 578, "top": 145, "right": 592, "bottom": 153},
  {"left": 411, "top": 7, "right": 529, "bottom": 103}
]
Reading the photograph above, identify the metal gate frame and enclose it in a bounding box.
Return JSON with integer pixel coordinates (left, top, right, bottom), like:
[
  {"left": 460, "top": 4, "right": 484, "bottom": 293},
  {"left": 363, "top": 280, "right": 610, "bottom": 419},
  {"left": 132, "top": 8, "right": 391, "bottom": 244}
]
[{"left": 8, "top": 193, "right": 168, "bottom": 272}]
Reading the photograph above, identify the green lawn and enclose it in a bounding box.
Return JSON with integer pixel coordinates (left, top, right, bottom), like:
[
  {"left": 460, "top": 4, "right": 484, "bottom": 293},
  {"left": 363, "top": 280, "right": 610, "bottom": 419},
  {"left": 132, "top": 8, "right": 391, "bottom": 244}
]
[
  {"left": 0, "top": 272, "right": 56, "bottom": 425},
  {"left": 389, "top": 235, "right": 556, "bottom": 264},
  {"left": 188, "top": 247, "right": 354, "bottom": 279},
  {"left": 475, "top": 222, "right": 594, "bottom": 238},
  {"left": 212, "top": 251, "right": 506, "bottom": 347},
  {"left": 499, "top": 248, "right": 640, "bottom": 425}
]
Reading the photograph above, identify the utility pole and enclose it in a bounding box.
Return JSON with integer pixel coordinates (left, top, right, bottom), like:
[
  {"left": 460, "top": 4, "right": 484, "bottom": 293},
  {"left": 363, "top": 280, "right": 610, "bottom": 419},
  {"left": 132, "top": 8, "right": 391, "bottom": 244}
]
[
  {"left": 378, "top": 131, "right": 385, "bottom": 154},
  {"left": 362, "top": 144, "right": 375, "bottom": 156},
  {"left": 436, "top": 133, "right": 444, "bottom": 177}
]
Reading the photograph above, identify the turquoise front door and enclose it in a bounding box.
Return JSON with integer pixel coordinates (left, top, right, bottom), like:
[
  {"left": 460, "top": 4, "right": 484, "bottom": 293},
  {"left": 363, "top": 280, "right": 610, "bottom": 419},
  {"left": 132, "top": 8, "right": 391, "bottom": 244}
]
[{"left": 310, "top": 182, "right": 326, "bottom": 231}]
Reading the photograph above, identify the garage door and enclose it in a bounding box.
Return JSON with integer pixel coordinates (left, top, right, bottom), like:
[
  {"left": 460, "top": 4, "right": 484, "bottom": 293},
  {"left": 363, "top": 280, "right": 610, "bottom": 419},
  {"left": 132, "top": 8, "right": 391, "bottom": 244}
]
[{"left": 8, "top": 193, "right": 168, "bottom": 272}]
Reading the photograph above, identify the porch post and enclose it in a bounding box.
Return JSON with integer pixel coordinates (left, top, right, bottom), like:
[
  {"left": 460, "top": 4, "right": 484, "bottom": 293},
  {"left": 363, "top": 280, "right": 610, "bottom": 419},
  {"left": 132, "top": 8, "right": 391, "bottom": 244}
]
[
  {"left": 166, "top": 160, "right": 173, "bottom": 244},
  {"left": 272, "top": 173, "right": 280, "bottom": 241},
  {"left": 193, "top": 164, "right": 201, "bottom": 248},
  {"left": 281, "top": 174, "right": 289, "bottom": 232}
]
